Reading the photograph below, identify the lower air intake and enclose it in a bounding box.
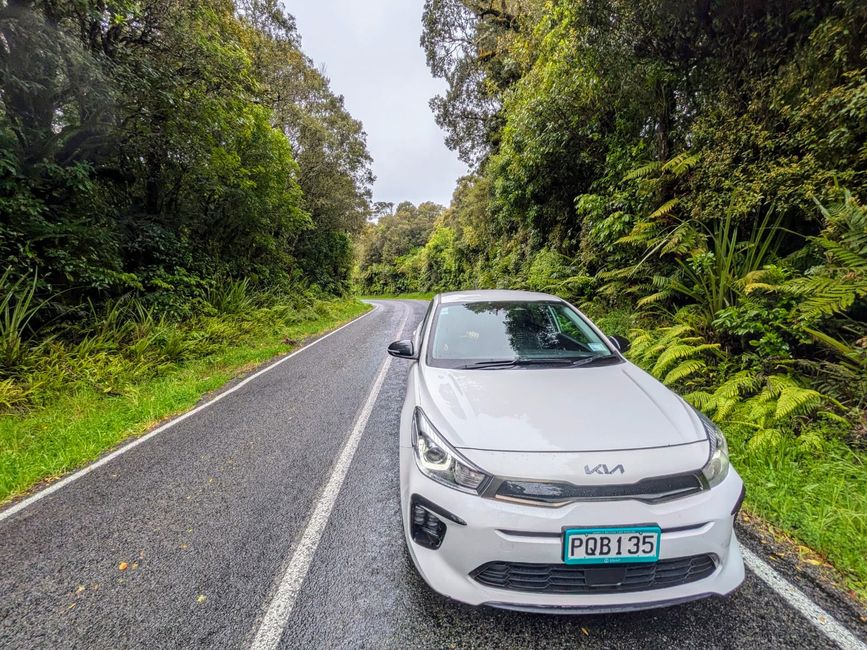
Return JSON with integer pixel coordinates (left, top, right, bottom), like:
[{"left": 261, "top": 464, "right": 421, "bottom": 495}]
[{"left": 471, "top": 554, "right": 717, "bottom": 594}]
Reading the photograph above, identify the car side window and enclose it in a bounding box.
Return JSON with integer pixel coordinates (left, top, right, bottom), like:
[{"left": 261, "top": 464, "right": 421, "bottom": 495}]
[{"left": 415, "top": 299, "right": 434, "bottom": 353}]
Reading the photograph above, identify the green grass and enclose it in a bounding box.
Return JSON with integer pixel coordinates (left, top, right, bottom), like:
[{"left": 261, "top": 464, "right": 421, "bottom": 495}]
[
  {"left": 0, "top": 297, "right": 370, "bottom": 502},
  {"left": 358, "top": 292, "right": 436, "bottom": 301},
  {"left": 728, "top": 426, "right": 867, "bottom": 599}
]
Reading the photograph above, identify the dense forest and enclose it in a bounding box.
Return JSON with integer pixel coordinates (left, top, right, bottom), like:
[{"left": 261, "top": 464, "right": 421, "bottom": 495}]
[
  {"left": 356, "top": 0, "right": 867, "bottom": 592},
  {"left": 0, "top": 1, "right": 374, "bottom": 497},
  {"left": 1, "top": 0, "right": 373, "bottom": 375},
  {"left": 2, "top": 0, "right": 372, "bottom": 316}
]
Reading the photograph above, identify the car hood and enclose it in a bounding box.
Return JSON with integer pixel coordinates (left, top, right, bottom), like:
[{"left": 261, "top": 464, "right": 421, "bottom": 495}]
[{"left": 417, "top": 362, "right": 706, "bottom": 453}]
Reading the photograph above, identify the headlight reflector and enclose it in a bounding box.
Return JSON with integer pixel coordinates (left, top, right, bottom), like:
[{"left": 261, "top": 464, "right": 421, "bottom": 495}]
[
  {"left": 696, "top": 410, "right": 730, "bottom": 488},
  {"left": 412, "top": 408, "right": 490, "bottom": 493}
]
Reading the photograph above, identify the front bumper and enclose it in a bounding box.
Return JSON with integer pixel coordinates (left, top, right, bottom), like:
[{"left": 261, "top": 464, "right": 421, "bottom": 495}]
[{"left": 400, "top": 447, "right": 745, "bottom": 611}]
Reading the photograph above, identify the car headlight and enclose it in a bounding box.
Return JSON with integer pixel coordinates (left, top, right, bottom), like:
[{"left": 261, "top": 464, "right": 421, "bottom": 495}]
[
  {"left": 695, "top": 409, "right": 730, "bottom": 488},
  {"left": 412, "top": 408, "right": 490, "bottom": 494}
]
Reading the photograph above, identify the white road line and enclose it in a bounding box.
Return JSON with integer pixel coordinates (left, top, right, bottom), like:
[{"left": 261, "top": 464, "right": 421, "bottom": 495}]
[
  {"left": 741, "top": 545, "right": 866, "bottom": 650},
  {"left": 249, "top": 302, "right": 410, "bottom": 650},
  {"left": 0, "top": 304, "right": 380, "bottom": 524}
]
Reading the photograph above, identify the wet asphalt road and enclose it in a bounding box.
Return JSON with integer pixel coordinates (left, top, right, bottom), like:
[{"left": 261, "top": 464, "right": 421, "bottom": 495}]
[{"left": 1, "top": 299, "right": 864, "bottom": 649}]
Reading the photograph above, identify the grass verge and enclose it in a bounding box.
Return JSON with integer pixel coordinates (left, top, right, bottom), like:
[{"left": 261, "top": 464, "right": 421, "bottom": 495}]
[
  {"left": 729, "top": 427, "right": 866, "bottom": 600},
  {"left": 0, "top": 297, "right": 370, "bottom": 503}
]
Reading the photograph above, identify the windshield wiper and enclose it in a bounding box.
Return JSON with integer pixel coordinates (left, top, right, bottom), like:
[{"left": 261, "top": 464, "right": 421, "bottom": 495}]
[
  {"left": 459, "top": 358, "right": 576, "bottom": 369},
  {"left": 569, "top": 354, "right": 621, "bottom": 367}
]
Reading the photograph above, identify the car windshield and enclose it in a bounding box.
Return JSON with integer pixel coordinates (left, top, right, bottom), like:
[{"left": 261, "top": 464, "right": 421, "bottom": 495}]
[{"left": 427, "top": 301, "right": 616, "bottom": 368}]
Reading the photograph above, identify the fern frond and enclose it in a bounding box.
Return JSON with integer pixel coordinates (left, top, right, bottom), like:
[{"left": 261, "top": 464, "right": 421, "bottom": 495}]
[
  {"left": 684, "top": 391, "right": 715, "bottom": 411},
  {"left": 714, "top": 397, "right": 741, "bottom": 422},
  {"left": 774, "top": 385, "right": 824, "bottom": 420},
  {"left": 659, "top": 324, "right": 695, "bottom": 340},
  {"left": 598, "top": 264, "right": 642, "bottom": 280},
  {"left": 713, "top": 371, "right": 760, "bottom": 399},
  {"left": 796, "top": 429, "right": 826, "bottom": 452},
  {"left": 816, "top": 238, "right": 867, "bottom": 269},
  {"left": 661, "top": 152, "right": 700, "bottom": 176},
  {"left": 764, "top": 374, "right": 799, "bottom": 397},
  {"left": 742, "top": 268, "right": 784, "bottom": 294},
  {"left": 659, "top": 224, "right": 700, "bottom": 256},
  {"left": 652, "top": 343, "right": 719, "bottom": 376},
  {"left": 747, "top": 428, "right": 783, "bottom": 451},
  {"left": 787, "top": 275, "right": 866, "bottom": 320},
  {"left": 623, "top": 160, "right": 662, "bottom": 182},
  {"left": 649, "top": 198, "right": 679, "bottom": 220},
  {"left": 636, "top": 291, "right": 670, "bottom": 307},
  {"left": 616, "top": 232, "right": 656, "bottom": 246},
  {"left": 663, "top": 359, "right": 706, "bottom": 385}
]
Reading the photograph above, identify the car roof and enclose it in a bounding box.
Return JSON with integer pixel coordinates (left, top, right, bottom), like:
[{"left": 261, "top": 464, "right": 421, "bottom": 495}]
[{"left": 437, "top": 289, "right": 563, "bottom": 304}]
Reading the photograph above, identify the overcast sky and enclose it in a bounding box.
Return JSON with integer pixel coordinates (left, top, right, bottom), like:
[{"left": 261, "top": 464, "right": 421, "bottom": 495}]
[{"left": 289, "top": 0, "right": 467, "bottom": 209}]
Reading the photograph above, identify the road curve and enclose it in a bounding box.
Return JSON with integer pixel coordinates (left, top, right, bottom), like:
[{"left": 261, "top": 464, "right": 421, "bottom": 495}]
[{"left": 0, "top": 299, "right": 864, "bottom": 649}]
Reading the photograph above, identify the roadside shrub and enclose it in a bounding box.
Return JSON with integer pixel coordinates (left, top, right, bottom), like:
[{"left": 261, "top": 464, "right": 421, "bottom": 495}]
[
  {"left": 0, "top": 284, "right": 335, "bottom": 416},
  {"left": 0, "top": 271, "right": 44, "bottom": 373},
  {"left": 526, "top": 248, "right": 572, "bottom": 292},
  {"left": 206, "top": 278, "right": 255, "bottom": 315}
]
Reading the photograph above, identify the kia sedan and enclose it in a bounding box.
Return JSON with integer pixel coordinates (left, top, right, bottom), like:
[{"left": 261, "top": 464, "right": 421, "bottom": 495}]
[{"left": 388, "top": 290, "right": 745, "bottom": 613}]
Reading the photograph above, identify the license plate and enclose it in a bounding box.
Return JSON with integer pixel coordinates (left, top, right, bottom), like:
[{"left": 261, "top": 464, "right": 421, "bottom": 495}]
[{"left": 562, "top": 526, "right": 661, "bottom": 565}]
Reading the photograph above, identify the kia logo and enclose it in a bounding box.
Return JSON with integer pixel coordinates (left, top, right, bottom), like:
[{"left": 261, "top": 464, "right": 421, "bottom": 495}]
[{"left": 584, "top": 463, "right": 625, "bottom": 475}]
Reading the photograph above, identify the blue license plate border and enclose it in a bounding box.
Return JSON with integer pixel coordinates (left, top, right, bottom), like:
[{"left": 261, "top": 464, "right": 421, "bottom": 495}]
[{"left": 561, "top": 526, "right": 662, "bottom": 565}]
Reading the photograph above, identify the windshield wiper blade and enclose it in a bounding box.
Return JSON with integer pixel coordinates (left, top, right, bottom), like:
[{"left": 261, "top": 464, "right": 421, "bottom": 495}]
[
  {"left": 569, "top": 354, "right": 621, "bottom": 367},
  {"left": 459, "top": 358, "right": 576, "bottom": 369},
  {"left": 461, "top": 359, "right": 518, "bottom": 368}
]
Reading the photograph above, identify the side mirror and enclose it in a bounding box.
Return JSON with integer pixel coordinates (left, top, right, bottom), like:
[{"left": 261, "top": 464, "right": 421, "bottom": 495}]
[
  {"left": 609, "top": 335, "right": 631, "bottom": 354},
  {"left": 387, "top": 339, "right": 417, "bottom": 359}
]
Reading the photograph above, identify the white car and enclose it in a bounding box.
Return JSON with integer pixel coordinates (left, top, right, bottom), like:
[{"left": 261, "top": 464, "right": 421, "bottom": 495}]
[{"left": 388, "top": 290, "right": 745, "bottom": 613}]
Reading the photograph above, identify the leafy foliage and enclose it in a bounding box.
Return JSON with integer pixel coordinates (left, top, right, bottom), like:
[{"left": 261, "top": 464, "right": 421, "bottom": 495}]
[
  {"left": 630, "top": 324, "right": 842, "bottom": 450},
  {"left": 0, "top": 0, "right": 373, "bottom": 325},
  {"left": 782, "top": 192, "right": 867, "bottom": 322}
]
